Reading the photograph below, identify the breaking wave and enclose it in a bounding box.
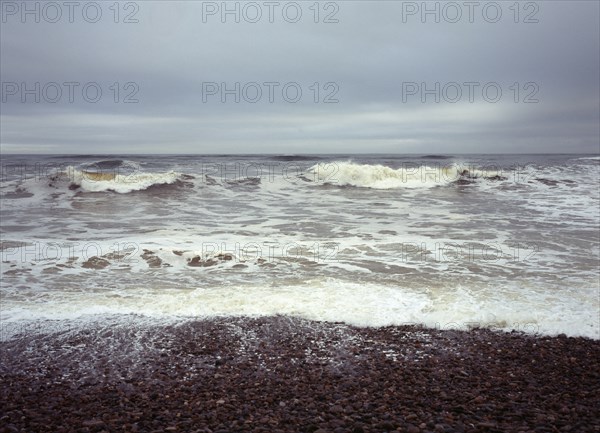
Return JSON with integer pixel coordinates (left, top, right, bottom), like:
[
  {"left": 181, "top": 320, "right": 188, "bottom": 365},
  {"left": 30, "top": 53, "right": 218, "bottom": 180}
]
[
  {"left": 48, "top": 161, "right": 186, "bottom": 193},
  {"left": 572, "top": 156, "right": 600, "bottom": 161},
  {"left": 308, "top": 161, "right": 504, "bottom": 189}
]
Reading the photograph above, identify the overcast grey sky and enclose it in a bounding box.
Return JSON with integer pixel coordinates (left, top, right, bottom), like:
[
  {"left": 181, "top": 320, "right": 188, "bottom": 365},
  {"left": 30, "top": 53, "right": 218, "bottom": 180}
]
[{"left": 1, "top": 0, "right": 598, "bottom": 154}]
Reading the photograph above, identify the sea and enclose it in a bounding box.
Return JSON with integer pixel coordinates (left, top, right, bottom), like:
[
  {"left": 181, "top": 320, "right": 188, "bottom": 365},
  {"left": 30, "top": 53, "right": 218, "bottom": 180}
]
[{"left": 1, "top": 154, "right": 599, "bottom": 339}]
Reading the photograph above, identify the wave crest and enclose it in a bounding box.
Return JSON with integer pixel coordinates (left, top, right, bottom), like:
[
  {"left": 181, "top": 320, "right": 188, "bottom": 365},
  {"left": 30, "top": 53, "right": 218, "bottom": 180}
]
[
  {"left": 307, "top": 162, "right": 503, "bottom": 189},
  {"left": 65, "top": 165, "right": 184, "bottom": 193}
]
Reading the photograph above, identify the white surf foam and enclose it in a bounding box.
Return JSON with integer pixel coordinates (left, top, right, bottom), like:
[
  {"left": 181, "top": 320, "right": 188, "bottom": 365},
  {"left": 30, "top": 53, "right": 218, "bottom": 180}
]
[
  {"left": 65, "top": 167, "right": 183, "bottom": 193},
  {"left": 307, "top": 162, "right": 501, "bottom": 189},
  {"left": 1, "top": 279, "right": 597, "bottom": 339}
]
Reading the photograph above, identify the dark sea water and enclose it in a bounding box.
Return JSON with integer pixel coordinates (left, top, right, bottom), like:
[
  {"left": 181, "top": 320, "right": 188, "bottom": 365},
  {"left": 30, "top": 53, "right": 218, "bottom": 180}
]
[{"left": 1, "top": 154, "right": 598, "bottom": 339}]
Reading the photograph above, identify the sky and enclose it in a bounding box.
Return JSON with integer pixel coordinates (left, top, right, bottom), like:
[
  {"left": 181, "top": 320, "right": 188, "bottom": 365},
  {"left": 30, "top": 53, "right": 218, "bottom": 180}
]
[{"left": 0, "top": 0, "right": 599, "bottom": 154}]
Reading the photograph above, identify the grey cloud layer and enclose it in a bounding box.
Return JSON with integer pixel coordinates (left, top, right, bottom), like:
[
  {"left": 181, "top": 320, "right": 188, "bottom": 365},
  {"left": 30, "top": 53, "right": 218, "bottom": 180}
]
[{"left": 1, "top": 1, "right": 598, "bottom": 154}]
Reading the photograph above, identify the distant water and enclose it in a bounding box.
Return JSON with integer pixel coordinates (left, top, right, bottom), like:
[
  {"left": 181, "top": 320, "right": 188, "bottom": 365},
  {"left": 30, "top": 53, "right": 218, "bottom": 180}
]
[{"left": 1, "top": 154, "right": 599, "bottom": 339}]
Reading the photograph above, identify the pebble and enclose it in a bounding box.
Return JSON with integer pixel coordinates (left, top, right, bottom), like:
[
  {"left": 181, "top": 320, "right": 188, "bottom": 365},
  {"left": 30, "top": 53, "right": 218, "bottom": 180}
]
[{"left": 1, "top": 316, "right": 598, "bottom": 433}]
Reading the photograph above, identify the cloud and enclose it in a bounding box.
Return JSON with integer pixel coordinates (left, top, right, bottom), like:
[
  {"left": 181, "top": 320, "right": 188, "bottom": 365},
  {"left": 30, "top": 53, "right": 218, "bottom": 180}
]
[{"left": 1, "top": 1, "right": 598, "bottom": 154}]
